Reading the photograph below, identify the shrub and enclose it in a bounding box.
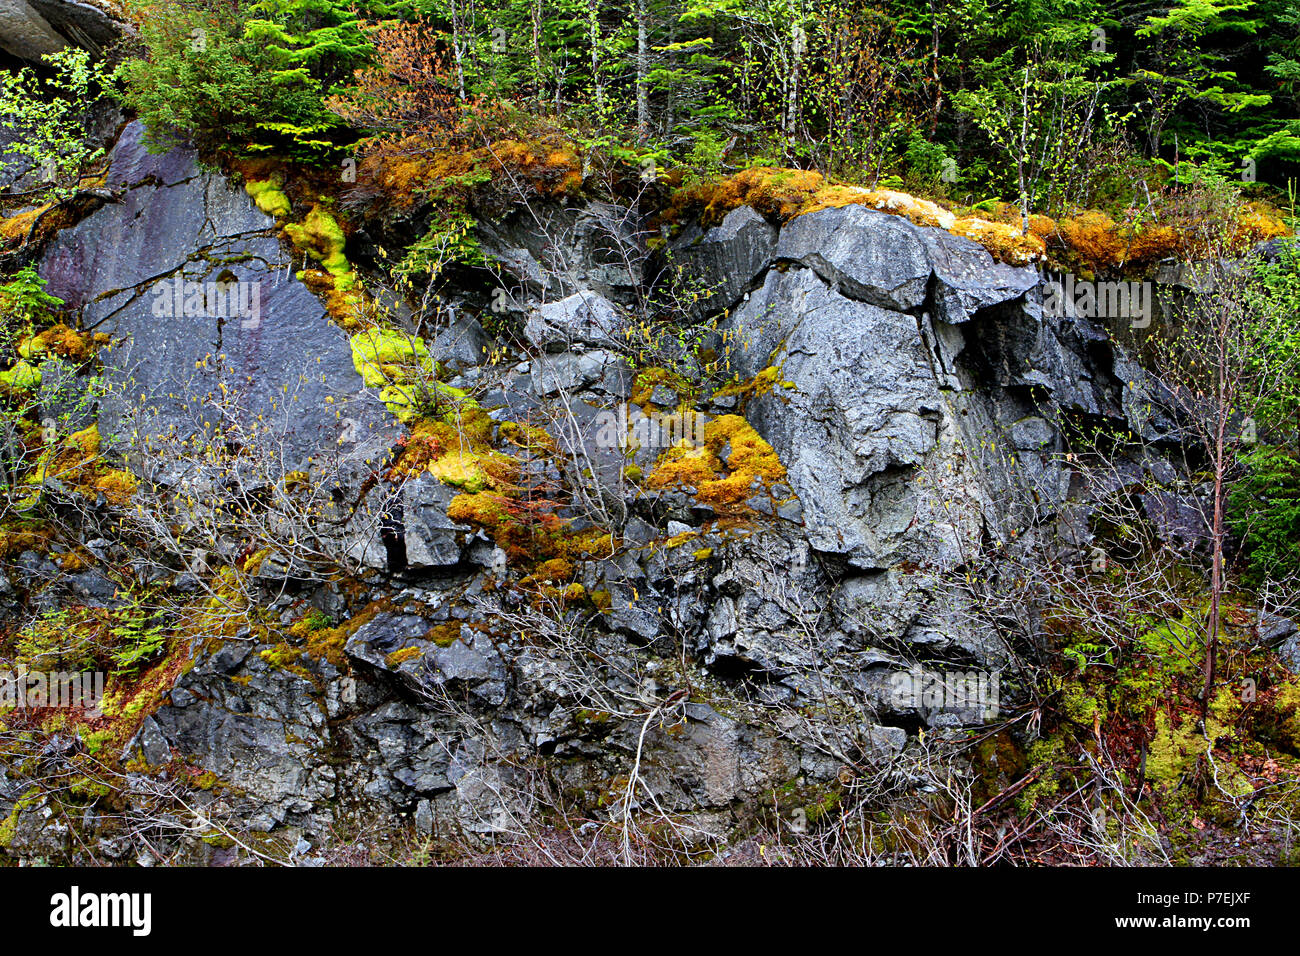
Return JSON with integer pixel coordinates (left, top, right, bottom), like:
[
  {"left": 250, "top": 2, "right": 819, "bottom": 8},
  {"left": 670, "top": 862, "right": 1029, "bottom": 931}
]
[
  {"left": 0, "top": 48, "right": 113, "bottom": 201},
  {"left": 0, "top": 268, "right": 64, "bottom": 356},
  {"left": 116, "top": 0, "right": 373, "bottom": 159},
  {"left": 1229, "top": 445, "right": 1300, "bottom": 585}
]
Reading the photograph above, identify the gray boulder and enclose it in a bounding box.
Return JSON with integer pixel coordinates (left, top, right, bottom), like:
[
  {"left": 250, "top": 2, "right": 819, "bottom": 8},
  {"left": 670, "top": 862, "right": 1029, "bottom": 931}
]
[
  {"left": 148, "top": 641, "right": 337, "bottom": 830},
  {"left": 917, "top": 228, "right": 1040, "bottom": 324},
  {"left": 775, "top": 203, "right": 1037, "bottom": 319},
  {"left": 667, "top": 205, "right": 777, "bottom": 317},
  {"left": 776, "top": 204, "right": 931, "bottom": 312},
  {"left": 725, "top": 266, "right": 979, "bottom": 569},
  {"left": 524, "top": 291, "right": 623, "bottom": 353},
  {"left": 0, "top": 1, "right": 123, "bottom": 60},
  {"left": 0, "top": 1, "right": 66, "bottom": 59}
]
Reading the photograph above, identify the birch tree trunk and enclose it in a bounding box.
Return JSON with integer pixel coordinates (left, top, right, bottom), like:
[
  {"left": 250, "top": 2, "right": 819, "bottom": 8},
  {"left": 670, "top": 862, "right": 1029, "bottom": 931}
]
[{"left": 637, "top": 0, "right": 650, "bottom": 142}]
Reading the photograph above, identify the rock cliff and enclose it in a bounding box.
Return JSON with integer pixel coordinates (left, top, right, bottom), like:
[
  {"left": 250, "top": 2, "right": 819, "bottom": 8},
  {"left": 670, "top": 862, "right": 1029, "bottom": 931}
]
[{"left": 0, "top": 109, "right": 1195, "bottom": 864}]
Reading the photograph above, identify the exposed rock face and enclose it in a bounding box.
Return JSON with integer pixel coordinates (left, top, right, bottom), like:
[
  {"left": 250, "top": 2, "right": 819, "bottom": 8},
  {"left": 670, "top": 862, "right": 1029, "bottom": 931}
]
[
  {"left": 40, "top": 122, "right": 394, "bottom": 479},
  {"left": 667, "top": 205, "right": 777, "bottom": 317},
  {"left": 479, "top": 201, "right": 649, "bottom": 309},
  {"left": 727, "top": 265, "right": 959, "bottom": 566},
  {"left": 0, "top": 123, "right": 1196, "bottom": 860},
  {"left": 0, "top": 0, "right": 66, "bottom": 59},
  {"left": 524, "top": 290, "right": 624, "bottom": 353},
  {"left": 0, "top": 0, "right": 122, "bottom": 60}
]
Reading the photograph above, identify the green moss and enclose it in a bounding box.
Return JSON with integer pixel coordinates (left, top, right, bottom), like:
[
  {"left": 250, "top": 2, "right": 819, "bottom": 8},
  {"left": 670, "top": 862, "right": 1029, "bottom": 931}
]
[
  {"left": 379, "top": 381, "right": 475, "bottom": 423},
  {"left": 0, "top": 805, "right": 18, "bottom": 847},
  {"left": 259, "top": 642, "right": 304, "bottom": 670},
  {"left": 350, "top": 328, "right": 430, "bottom": 388},
  {"left": 0, "top": 360, "right": 41, "bottom": 391},
  {"left": 285, "top": 205, "right": 352, "bottom": 286},
  {"left": 971, "top": 732, "right": 1027, "bottom": 805},
  {"left": 68, "top": 777, "right": 112, "bottom": 800},
  {"left": 349, "top": 329, "right": 483, "bottom": 421},
  {"left": 0, "top": 788, "right": 41, "bottom": 848},
  {"left": 1016, "top": 737, "right": 1069, "bottom": 814},
  {"left": 245, "top": 178, "right": 292, "bottom": 218},
  {"left": 803, "top": 787, "right": 843, "bottom": 824},
  {"left": 711, "top": 365, "right": 794, "bottom": 404},
  {"left": 1147, "top": 711, "right": 1199, "bottom": 787},
  {"left": 1272, "top": 680, "right": 1300, "bottom": 751},
  {"left": 1061, "top": 683, "right": 1107, "bottom": 725}
]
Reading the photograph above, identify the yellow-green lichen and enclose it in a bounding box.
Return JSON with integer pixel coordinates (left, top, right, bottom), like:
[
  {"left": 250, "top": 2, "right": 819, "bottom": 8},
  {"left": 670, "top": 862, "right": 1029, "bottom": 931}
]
[
  {"left": 351, "top": 329, "right": 430, "bottom": 388},
  {"left": 385, "top": 646, "right": 423, "bottom": 667}
]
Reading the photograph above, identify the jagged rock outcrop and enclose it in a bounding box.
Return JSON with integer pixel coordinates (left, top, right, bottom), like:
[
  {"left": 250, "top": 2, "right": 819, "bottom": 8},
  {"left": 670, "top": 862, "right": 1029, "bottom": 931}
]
[
  {"left": 667, "top": 205, "right": 777, "bottom": 317},
  {"left": 0, "top": 0, "right": 123, "bottom": 60},
  {"left": 478, "top": 201, "right": 648, "bottom": 309},
  {"left": 0, "top": 119, "right": 1196, "bottom": 860}
]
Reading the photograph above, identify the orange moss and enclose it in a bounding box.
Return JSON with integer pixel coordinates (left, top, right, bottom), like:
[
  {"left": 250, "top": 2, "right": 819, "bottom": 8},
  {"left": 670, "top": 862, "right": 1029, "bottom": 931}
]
[
  {"left": 362, "top": 133, "right": 584, "bottom": 211},
  {"left": 296, "top": 267, "right": 335, "bottom": 295},
  {"left": 671, "top": 165, "right": 1294, "bottom": 273},
  {"left": 1047, "top": 201, "right": 1288, "bottom": 272},
  {"left": 566, "top": 528, "right": 615, "bottom": 561},
  {"left": 446, "top": 490, "right": 512, "bottom": 528},
  {"left": 0, "top": 522, "right": 54, "bottom": 559},
  {"left": 386, "top": 414, "right": 512, "bottom": 490},
  {"left": 519, "top": 557, "right": 575, "bottom": 587},
  {"left": 669, "top": 169, "right": 1047, "bottom": 264},
  {"left": 289, "top": 596, "right": 393, "bottom": 669},
  {"left": 646, "top": 413, "right": 787, "bottom": 515},
  {"left": 325, "top": 287, "right": 370, "bottom": 330},
  {"left": 1051, "top": 210, "right": 1126, "bottom": 271},
  {"left": 36, "top": 424, "right": 100, "bottom": 485},
  {"left": 22, "top": 324, "right": 110, "bottom": 363},
  {"left": 1028, "top": 214, "right": 1057, "bottom": 239},
  {"left": 1123, "top": 223, "right": 1182, "bottom": 264},
  {"left": 949, "top": 217, "right": 1046, "bottom": 266},
  {"left": 58, "top": 548, "right": 89, "bottom": 572},
  {"left": 1233, "top": 202, "right": 1290, "bottom": 246},
  {"left": 667, "top": 166, "right": 827, "bottom": 228},
  {"left": 0, "top": 204, "right": 51, "bottom": 243},
  {"left": 93, "top": 469, "right": 138, "bottom": 506},
  {"left": 446, "top": 491, "right": 615, "bottom": 565}
]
